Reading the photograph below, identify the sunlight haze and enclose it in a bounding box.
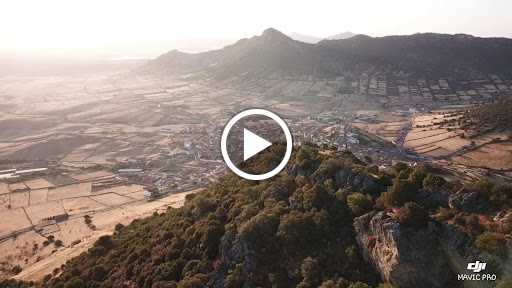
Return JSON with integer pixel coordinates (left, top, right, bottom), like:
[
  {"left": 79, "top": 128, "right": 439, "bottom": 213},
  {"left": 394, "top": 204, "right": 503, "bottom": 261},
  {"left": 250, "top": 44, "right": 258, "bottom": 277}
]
[{"left": 2, "top": 0, "right": 512, "bottom": 58}]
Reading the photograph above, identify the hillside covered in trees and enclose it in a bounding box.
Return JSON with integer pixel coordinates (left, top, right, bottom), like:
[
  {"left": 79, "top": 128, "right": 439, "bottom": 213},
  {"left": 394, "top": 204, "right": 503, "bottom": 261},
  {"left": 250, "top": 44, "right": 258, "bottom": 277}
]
[
  {"left": 2, "top": 144, "right": 511, "bottom": 288},
  {"left": 461, "top": 96, "right": 512, "bottom": 135}
]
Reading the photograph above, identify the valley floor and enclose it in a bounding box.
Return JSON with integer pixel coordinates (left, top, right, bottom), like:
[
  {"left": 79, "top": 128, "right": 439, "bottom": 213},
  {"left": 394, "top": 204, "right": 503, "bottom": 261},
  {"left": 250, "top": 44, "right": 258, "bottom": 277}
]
[{"left": 2, "top": 189, "right": 199, "bottom": 282}]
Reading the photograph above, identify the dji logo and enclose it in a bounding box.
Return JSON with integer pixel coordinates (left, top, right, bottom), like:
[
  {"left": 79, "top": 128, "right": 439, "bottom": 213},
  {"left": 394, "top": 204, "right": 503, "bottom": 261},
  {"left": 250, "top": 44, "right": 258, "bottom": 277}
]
[
  {"left": 458, "top": 261, "right": 495, "bottom": 281},
  {"left": 467, "top": 261, "right": 486, "bottom": 273}
]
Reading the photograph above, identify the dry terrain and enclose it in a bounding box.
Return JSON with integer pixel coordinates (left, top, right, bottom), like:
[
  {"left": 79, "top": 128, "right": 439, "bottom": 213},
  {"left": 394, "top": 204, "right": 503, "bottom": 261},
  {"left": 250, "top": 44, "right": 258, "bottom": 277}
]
[{"left": 0, "top": 186, "right": 200, "bottom": 281}]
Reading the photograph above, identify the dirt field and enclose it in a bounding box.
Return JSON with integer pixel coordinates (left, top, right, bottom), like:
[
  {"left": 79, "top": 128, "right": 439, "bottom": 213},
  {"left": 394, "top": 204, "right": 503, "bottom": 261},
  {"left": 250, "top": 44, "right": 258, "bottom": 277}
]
[
  {"left": 92, "top": 184, "right": 145, "bottom": 196},
  {"left": 8, "top": 182, "right": 27, "bottom": 192},
  {"left": 24, "top": 179, "right": 56, "bottom": 190},
  {"left": 0, "top": 183, "right": 9, "bottom": 194},
  {"left": 10, "top": 189, "right": 200, "bottom": 281},
  {"left": 70, "top": 171, "right": 115, "bottom": 182},
  {"left": 453, "top": 143, "right": 512, "bottom": 170},
  {"left": 90, "top": 193, "right": 134, "bottom": 206},
  {"left": 10, "top": 192, "right": 29, "bottom": 209},
  {"left": 404, "top": 131, "right": 457, "bottom": 149},
  {"left": 0, "top": 208, "right": 32, "bottom": 235},
  {"left": 62, "top": 197, "right": 106, "bottom": 216},
  {"left": 24, "top": 201, "right": 66, "bottom": 224},
  {"left": 29, "top": 189, "right": 48, "bottom": 205},
  {"left": 125, "top": 190, "right": 147, "bottom": 200},
  {"left": 0, "top": 194, "right": 9, "bottom": 209},
  {"left": 0, "top": 231, "right": 48, "bottom": 278},
  {"left": 48, "top": 182, "right": 92, "bottom": 201}
]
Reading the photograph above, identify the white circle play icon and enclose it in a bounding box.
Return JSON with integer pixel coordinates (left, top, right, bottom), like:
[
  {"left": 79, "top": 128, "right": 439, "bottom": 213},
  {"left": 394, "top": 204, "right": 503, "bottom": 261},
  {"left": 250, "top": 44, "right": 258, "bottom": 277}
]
[{"left": 221, "top": 109, "right": 292, "bottom": 181}]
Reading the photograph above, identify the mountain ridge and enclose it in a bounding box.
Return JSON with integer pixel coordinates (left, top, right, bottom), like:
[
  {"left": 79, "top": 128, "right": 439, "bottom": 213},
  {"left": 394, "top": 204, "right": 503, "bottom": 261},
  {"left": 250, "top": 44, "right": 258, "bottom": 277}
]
[
  {"left": 288, "top": 31, "right": 356, "bottom": 43},
  {"left": 143, "top": 28, "right": 512, "bottom": 79}
]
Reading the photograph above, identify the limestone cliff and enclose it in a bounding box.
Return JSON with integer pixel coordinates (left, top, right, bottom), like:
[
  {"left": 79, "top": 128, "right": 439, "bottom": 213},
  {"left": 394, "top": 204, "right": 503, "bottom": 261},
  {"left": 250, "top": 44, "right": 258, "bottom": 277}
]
[{"left": 354, "top": 211, "right": 452, "bottom": 288}]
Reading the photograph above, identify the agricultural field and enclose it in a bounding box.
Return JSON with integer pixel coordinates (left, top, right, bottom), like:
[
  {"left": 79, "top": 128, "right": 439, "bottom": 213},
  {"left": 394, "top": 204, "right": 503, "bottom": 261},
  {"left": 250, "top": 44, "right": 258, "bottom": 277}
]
[
  {"left": 61, "top": 197, "right": 106, "bottom": 216},
  {"left": 70, "top": 171, "right": 115, "bottom": 182},
  {"left": 404, "top": 108, "right": 512, "bottom": 172},
  {"left": 10, "top": 192, "right": 29, "bottom": 209},
  {"left": 0, "top": 208, "right": 31, "bottom": 235},
  {"left": 48, "top": 182, "right": 92, "bottom": 201},
  {"left": 353, "top": 120, "right": 409, "bottom": 143},
  {"left": 24, "top": 201, "right": 66, "bottom": 224},
  {"left": 24, "top": 179, "right": 55, "bottom": 190},
  {"left": 5, "top": 189, "right": 197, "bottom": 281},
  {"left": 8, "top": 182, "right": 27, "bottom": 192},
  {"left": 29, "top": 189, "right": 48, "bottom": 205},
  {"left": 453, "top": 143, "right": 512, "bottom": 170},
  {"left": 92, "top": 184, "right": 145, "bottom": 196},
  {"left": 404, "top": 111, "right": 469, "bottom": 157},
  {"left": 0, "top": 194, "right": 9, "bottom": 209},
  {"left": 0, "top": 183, "right": 8, "bottom": 194},
  {"left": 90, "top": 193, "right": 134, "bottom": 206}
]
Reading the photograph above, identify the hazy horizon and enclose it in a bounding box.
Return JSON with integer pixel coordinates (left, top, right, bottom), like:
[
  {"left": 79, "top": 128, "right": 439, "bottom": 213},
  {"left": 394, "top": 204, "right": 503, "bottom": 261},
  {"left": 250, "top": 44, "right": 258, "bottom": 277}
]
[{"left": 2, "top": 0, "right": 512, "bottom": 59}]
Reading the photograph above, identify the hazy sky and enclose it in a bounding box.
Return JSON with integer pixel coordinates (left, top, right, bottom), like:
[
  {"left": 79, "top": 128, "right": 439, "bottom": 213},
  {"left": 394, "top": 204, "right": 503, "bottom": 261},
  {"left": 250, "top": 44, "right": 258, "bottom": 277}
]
[{"left": 2, "top": 0, "right": 511, "bottom": 58}]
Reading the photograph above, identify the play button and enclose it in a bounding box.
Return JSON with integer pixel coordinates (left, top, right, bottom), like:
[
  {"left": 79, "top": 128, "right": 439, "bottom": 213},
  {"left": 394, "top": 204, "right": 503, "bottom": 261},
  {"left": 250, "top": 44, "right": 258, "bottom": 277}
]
[
  {"left": 221, "top": 109, "right": 293, "bottom": 181},
  {"left": 244, "top": 129, "right": 272, "bottom": 161}
]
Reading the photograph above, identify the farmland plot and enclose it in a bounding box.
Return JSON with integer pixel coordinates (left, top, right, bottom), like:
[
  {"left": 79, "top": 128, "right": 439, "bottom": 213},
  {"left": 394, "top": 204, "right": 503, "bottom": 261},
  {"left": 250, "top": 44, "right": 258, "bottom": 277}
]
[
  {"left": 29, "top": 189, "right": 48, "bottom": 205},
  {"left": 24, "top": 179, "right": 55, "bottom": 190},
  {"left": 10, "top": 192, "right": 29, "bottom": 208},
  {"left": 92, "top": 184, "right": 144, "bottom": 196},
  {"left": 0, "top": 208, "right": 32, "bottom": 235},
  {"left": 0, "top": 183, "right": 8, "bottom": 194},
  {"left": 25, "top": 201, "right": 66, "bottom": 224},
  {"left": 62, "top": 197, "right": 106, "bottom": 215},
  {"left": 0, "top": 194, "right": 9, "bottom": 210},
  {"left": 48, "top": 182, "right": 92, "bottom": 201},
  {"left": 90, "top": 193, "right": 134, "bottom": 206}
]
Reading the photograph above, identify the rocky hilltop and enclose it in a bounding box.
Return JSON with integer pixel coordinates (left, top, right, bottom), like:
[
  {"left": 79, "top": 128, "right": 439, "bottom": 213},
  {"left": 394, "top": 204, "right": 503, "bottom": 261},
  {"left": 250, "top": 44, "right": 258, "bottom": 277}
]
[
  {"left": 2, "top": 144, "right": 510, "bottom": 288},
  {"left": 354, "top": 211, "right": 451, "bottom": 288}
]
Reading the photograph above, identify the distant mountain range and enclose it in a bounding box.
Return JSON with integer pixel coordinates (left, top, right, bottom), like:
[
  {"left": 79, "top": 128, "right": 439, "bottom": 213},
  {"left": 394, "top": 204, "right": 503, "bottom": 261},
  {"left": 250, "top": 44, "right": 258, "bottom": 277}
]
[
  {"left": 288, "top": 31, "right": 356, "bottom": 43},
  {"left": 143, "top": 28, "right": 512, "bottom": 79}
]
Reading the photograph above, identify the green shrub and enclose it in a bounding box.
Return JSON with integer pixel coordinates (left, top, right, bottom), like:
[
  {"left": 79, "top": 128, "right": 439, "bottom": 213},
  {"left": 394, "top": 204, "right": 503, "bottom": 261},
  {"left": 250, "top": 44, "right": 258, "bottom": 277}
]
[
  {"left": 499, "top": 214, "right": 512, "bottom": 234},
  {"left": 475, "top": 232, "right": 507, "bottom": 257},
  {"left": 496, "top": 276, "right": 512, "bottom": 288},
  {"left": 422, "top": 174, "right": 446, "bottom": 189},
  {"left": 115, "top": 223, "right": 125, "bottom": 231},
  {"left": 377, "top": 179, "right": 418, "bottom": 209},
  {"left": 11, "top": 266, "right": 22, "bottom": 275},
  {"left": 453, "top": 213, "right": 466, "bottom": 226},
  {"left": 394, "top": 202, "right": 430, "bottom": 228},
  {"left": 408, "top": 169, "right": 427, "bottom": 187},
  {"left": 392, "top": 162, "right": 408, "bottom": 174},
  {"left": 472, "top": 179, "right": 494, "bottom": 198},
  {"left": 378, "top": 284, "right": 395, "bottom": 288},
  {"left": 184, "top": 193, "right": 196, "bottom": 201},
  {"left": 438, "top": 207, "right": 452, "bottom": 219},
  {"left": 301, "top": 257, "right": 322, "bottom": 287},
  {"left": 466, "top": 214, "right": 483, "bottom": 234},
  {"left": 348, "top": 282, "right": 372, "bottom": 288},
  {"left": 347, "top": 193, "right": 374, "bottom": 216},
  {"left": 490, "top": 184, "right": 512, "bottom": 206}
]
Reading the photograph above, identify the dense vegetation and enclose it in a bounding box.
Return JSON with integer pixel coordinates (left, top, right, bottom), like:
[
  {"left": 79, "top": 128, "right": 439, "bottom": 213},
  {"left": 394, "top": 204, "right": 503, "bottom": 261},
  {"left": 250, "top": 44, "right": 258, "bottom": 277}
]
[{"left": 2, "top": 144, "right": 510, "bottom": 288}]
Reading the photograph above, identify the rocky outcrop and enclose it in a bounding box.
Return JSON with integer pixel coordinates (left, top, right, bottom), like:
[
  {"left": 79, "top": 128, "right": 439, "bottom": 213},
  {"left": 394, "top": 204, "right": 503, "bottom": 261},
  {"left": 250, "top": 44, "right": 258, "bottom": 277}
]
[
  {"left": 416, "top": 187, "right": 450, "bottom": 209},
  {"left": 335, "top": 166, "right": 352, "bottom": 188},
  {"left": 448, "top": 188, "right": 493, "bottom": 213},
  {"left": 437, "top": 223, "right": 478, "bottom": 261},
  {"left": 209, "top": 230, "right": 256, "bottom": 288},
  {"left": 333, "top": 166, "right": 377, "bottom": 192},
  {"left": 290, "top": 163, "right": 317, "bottom": 179},
  {"left": 353, "top": 211, "right": 451, "bottom": 288}
]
